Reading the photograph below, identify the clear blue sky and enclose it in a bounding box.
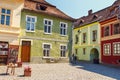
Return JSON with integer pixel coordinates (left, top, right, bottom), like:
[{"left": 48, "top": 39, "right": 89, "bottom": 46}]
[{"left": 46, "top": 0, "right": 116, "bottom": 19}]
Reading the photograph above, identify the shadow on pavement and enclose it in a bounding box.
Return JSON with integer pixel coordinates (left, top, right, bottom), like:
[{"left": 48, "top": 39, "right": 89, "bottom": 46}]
[
  {"left": 17, "top": 75, "right": 24, "bottom": 77},
  {"left": 0, "top": 73, "right": 9, "bottom": 76},
  {"left": 70, "top": 61, "right": 120, "bottom": 80}
]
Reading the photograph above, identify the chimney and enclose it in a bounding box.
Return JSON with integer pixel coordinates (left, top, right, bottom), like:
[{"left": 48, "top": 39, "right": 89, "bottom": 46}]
[{"left": 88, "top": 9, "right": 93, "bottom": 15}]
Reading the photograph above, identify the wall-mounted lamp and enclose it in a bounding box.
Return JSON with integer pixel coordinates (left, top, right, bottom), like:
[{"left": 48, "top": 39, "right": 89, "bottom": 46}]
[{"left": 78, "top": 30, "right": 81, "bottom": 34}]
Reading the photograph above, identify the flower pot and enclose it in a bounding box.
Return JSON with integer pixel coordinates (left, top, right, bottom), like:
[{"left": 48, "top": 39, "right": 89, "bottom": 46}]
[
  {"left": 24, "top": 70, "right": 31, "bottom": 77},
  {"left": 24, "top": 66, "right": 31, "bottom": 77}
]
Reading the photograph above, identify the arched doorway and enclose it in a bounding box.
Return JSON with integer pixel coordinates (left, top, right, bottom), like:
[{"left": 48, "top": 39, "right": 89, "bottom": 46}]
[{"left": 90, "top": 48, "right": 99, "bottom": 63}]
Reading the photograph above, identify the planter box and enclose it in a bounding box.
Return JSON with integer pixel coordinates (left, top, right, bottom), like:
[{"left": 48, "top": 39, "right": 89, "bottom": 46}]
[
  {"left": 24, "top": 67, "right": 31, "bottom": 77},
  {"left": 24, "top": 70, "right": 31, "bottom": 77}
]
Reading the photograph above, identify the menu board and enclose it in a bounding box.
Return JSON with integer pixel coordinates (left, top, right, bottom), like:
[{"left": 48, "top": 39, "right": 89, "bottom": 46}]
[
  {"left": 8, "top": 45, "right": 19, "bottom": 63},
  {"left": 0, "top": 42, "right": 8, "bottom": 55},
  {"left": 0, "top": 41, "right": 19, "bottom": 64}
]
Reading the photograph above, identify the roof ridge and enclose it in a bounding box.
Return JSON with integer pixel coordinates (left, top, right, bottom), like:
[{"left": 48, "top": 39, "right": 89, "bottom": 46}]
[
  {"left": 24, "top": 0, "right": 75, "bottom": 21},
  {"left": 30, "top": 0, "right": 56, "bottom": 7},
  {"left": 75, "top": 1, "right": 115, "bottom": 27}
]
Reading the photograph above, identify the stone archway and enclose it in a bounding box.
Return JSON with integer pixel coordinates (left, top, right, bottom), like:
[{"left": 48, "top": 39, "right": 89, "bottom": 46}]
[{"left": 90, "top": 48, "right": 99, "bottom": 63}]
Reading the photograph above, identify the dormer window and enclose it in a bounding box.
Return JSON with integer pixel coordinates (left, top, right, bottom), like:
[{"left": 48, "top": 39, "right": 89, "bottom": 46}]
[
  {"left": 40, "top": 5, "right": 47, "bottom": 10},
  {"left": 79, "top": 19, "right": 84, "bottom": 24},
  {"left": 109, "top": 6, "right": 119, "bottom": 16},
  {"left": 36, "top": 3, "right": 47, "bottom": 11},
  {"left": 110, "top": 8, "right": 115, "bottom": 15},
  {"left": 92, "top": 14, "right": 98, "bottom": 20}
]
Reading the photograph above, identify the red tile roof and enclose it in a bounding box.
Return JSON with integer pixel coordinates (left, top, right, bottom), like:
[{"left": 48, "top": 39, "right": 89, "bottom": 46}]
[
  {"left": 30, "top": 0, "right": 55, "bottom": 7},
  {"left": 23, "top": 0, "right": 75, "bottom": 21},
  {"left": 104, "top": 0, "right": 120, "bottom": 21},
  {"left": 74, "top": 0, "right": 120, "bottom": 28},
  {"left": 74, "top": 7, "right": 109, "bottom": 28}
]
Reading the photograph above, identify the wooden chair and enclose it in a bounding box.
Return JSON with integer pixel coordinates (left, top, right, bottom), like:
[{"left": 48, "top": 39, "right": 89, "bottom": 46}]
[
  {"left": 6, "top": 62, "right": 16, "bottom": 75},
  {"left": 6, "top": 51, "right": 18, "bottom": 75}
]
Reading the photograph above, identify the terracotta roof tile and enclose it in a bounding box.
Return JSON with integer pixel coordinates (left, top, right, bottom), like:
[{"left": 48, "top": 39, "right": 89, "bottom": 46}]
[
  {"left": 74, "top": 7, "right": 109, "bottom": 28},
  {"left": 104, "top": 0, "right": 120, "bottom": 20},
  {"left": 30, "top": 0, "right": 55, "bottom": 7},
  {"left": 24, "top": 0, "right": 74, "bottom": 21},
  {"left": 74, "top": 0, "right": 120, "bottom": 28}
]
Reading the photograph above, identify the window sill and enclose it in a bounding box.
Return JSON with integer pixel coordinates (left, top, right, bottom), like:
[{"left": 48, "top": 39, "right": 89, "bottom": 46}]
[
  {"left": 44, "top": 33, "right": 52, "bottom": 35},
  {"left": 60, "top": 35, "right": 67, "bottom": 37},
  {"left": 113, "top": 54, "right": 120, "bottom": 56},
  {"left": 26, "top": 30, "right": 35, "bottom": 33},
  {"left": 60, "top": 57, "right": 67, "bottom": 58},
  {"left": 42, "top": 57, "right": 51, "bottom": 59},
  {"left": 103, "top": 54, "right": 111, "bottom": 56}
]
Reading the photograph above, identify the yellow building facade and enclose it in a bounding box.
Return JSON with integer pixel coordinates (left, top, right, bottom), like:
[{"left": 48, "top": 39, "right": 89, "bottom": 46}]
[
  {"left": 0, "top": 0, "right": 24, "bottom": 64},
  {"left": 74, "top": 22, "right": 101, "bottom": 63}
]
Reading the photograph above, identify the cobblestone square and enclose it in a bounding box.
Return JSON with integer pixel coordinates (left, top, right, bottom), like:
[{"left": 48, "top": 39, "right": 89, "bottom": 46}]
[{"left": 0, "top": 62, "right": 120, "bottom": 80}]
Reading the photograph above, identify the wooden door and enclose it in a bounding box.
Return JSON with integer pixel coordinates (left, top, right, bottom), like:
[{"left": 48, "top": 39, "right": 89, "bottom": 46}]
[{"left": 21, "top": 41, "right": 31, "bottom": 62}]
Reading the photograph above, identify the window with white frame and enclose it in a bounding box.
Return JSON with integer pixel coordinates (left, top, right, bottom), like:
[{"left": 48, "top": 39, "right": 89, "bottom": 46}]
[
  {"left": 60, "top": 22, "right": 67, "bottom": 36},
  {"left": 104, "top": 44, "right": 111, "bottom": 55},
  {"left": 26, "top": 15, "right": 37, "bottom": 32},
  {"left": 44, "top": 19, "right": 53, "bottom": 34},
  {"left": 43, "top": 43, "right": 51, "bottom": 57},
  {"left": 113, "top": 42, "right": 120, "bottom": 55},
  {"left": 60, "top": 45, "right": 67, "bottom": 57},
  {"left": 0, "top": 8, "right": 11, "bottom": 26}
]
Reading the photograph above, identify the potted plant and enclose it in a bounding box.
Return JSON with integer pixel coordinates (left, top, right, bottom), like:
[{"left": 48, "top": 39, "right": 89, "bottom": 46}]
[{"left": 24, "top": 66, "right": 31, "bottom": 77}]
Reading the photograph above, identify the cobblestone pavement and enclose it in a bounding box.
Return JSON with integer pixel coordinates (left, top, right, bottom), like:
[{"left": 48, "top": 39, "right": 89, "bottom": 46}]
[{"left": 0, "top": 62, "right": 120, "bottom": 80}]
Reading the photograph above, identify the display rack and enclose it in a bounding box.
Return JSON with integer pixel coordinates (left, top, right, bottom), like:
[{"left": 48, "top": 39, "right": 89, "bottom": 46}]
[{"left": 0, "top": 41, "right": 9, "bottom": 65}]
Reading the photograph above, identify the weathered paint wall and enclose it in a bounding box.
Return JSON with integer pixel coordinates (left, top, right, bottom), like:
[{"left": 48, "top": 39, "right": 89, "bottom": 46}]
[
  {"left": 0, "top": 0, "right": 24, "bottom": 64},
  {"left": 20, "top": 10, "right": 73, "bottom": 63},
  {"left": 74, "top": 22, "right": 101, "bottom": 61}
]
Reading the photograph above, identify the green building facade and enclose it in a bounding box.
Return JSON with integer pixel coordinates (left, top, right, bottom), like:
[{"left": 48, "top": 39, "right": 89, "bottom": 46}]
[{"left": 19, "top": 0, "right": 74, "bottom": 63}]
